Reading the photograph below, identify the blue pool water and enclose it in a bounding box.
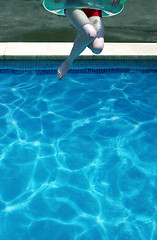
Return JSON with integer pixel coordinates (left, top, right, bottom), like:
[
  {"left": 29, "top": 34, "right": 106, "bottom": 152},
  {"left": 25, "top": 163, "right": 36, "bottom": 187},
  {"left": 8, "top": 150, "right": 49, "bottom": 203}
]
[{"left": 0, "top": 60, "right": 157, "bottom": 240}]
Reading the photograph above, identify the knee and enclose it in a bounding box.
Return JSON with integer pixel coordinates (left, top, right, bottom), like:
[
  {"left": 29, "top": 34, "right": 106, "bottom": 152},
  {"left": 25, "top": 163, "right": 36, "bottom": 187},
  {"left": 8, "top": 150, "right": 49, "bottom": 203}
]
[
  {"left": 82, "top": 24, "right": 97, "bottom": 41},
  {"left": 92, "top": 46, "right": 104, "bottom": 54},
  {"left": 91, "top": 40, "right": 104, "bottom": 54}
]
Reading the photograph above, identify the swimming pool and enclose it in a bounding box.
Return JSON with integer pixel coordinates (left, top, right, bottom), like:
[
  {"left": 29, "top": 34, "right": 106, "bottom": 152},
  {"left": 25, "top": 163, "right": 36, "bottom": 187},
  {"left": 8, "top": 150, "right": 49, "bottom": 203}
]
[{"left": 0, "top": 60, "right": 157, "bottom": 240}]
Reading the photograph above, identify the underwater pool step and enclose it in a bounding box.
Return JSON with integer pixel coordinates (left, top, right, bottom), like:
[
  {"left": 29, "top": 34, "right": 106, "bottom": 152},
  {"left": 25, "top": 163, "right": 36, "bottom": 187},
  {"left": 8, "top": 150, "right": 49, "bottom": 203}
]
[{"left": 0, "top": 42, "right": 157, "bottom": 60}]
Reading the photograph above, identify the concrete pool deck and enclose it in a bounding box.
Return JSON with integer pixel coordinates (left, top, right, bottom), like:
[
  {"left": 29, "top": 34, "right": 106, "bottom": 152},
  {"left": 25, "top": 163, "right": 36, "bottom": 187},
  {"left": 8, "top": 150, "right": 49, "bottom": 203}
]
[{"left": 0, "top": 43, "right": 157, "bottom": 60}]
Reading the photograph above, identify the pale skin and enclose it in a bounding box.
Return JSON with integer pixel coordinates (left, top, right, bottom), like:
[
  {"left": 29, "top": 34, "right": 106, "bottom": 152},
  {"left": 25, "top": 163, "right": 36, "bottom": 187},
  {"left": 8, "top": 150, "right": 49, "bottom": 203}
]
[{"left": 57, "top": 0, "right": 121, "bottom": 80}]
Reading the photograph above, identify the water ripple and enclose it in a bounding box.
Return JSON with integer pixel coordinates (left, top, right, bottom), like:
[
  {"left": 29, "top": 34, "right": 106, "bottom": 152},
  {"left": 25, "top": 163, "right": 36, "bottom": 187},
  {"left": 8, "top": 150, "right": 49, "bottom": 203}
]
[{"left": 0, "top": 70, "right": 157, "bottom": 239}]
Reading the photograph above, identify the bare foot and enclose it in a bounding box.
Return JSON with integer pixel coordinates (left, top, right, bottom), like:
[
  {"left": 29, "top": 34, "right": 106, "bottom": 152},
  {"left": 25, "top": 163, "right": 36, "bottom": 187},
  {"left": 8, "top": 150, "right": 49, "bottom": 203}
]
[{"left": 57, "top": 60, "right": 70, "bottom": 80}]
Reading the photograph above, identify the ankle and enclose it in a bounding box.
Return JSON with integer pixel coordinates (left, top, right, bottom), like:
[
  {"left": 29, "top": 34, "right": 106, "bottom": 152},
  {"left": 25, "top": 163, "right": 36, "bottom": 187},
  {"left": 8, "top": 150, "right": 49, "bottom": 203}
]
[{"left": 65, "top": 58, "right": 72, "bottom": 67}]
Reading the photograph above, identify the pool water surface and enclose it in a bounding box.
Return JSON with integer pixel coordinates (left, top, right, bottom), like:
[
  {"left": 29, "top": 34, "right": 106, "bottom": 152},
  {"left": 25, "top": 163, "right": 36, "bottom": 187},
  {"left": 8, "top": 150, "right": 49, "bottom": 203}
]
[{"left": 0, "top": 61, "right": 157, "bottom": 240}]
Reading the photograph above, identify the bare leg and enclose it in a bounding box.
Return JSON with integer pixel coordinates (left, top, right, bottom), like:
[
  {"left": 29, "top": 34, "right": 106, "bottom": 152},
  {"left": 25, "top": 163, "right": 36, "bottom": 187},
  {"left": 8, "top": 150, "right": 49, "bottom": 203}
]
[
  {"left": 88, "top": 16, "right": 104, "bottom": 54},
  {"left": 58, "top": 28, "right": 96, "bottom": 80},
  {"left": 57, "top": 9, "right": 97, "bottom": 80}
]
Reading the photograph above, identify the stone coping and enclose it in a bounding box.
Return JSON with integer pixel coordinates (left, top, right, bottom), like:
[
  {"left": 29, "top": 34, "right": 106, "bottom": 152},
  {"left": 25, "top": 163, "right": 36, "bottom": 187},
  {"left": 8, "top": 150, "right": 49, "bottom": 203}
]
[{"left": 0, "top": 42, "right": 157, "bottom": 60}]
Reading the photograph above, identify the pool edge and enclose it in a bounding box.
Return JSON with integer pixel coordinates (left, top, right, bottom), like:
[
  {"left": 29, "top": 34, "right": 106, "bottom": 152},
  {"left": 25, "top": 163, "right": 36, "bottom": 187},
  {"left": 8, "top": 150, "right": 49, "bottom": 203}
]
[{"left": 0, "top": 42, "right": 157, "bottom": 60}]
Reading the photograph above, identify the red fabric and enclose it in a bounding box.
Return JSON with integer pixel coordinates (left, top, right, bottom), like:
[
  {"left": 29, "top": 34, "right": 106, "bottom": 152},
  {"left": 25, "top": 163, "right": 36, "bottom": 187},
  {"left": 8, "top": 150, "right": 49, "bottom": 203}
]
[
  {"left": 64, "top": 9, "right": 102, "bottom": 18},
  {"left": 82, "top": 9, "right": 102, "bottom": 18}
]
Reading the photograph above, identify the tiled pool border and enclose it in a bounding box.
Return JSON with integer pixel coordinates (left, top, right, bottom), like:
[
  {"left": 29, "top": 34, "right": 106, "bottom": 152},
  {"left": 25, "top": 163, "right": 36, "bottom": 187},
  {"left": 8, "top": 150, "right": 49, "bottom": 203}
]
[{"left": 0, "top": 42, "right": 157, "bottom": 61}]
